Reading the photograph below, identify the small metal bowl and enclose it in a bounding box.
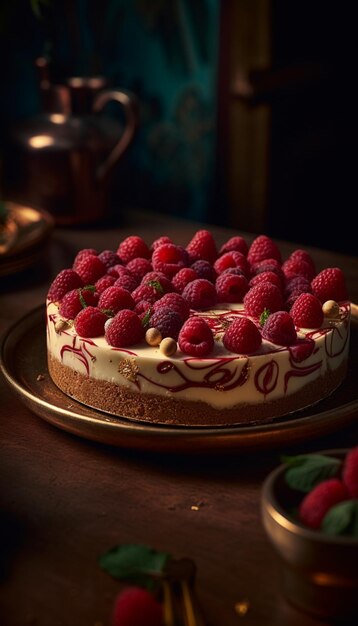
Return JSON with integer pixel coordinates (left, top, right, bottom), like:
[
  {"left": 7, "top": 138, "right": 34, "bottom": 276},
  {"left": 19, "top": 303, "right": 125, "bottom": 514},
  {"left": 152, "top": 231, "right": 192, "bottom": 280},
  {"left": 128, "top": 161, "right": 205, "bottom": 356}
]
[{"left": 261, "top": 449, "right": 358, "bottom": 620}]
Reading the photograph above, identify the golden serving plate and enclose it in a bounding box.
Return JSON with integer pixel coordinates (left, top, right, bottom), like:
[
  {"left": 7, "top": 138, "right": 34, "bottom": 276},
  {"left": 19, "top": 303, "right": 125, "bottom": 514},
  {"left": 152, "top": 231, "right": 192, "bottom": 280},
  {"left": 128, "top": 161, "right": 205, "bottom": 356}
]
[
  {"left": 1, "top": 306, "right": 357, "bottom": 453},
  {"left": 0, "top": 202, "right": 54, "bottom": 276}
]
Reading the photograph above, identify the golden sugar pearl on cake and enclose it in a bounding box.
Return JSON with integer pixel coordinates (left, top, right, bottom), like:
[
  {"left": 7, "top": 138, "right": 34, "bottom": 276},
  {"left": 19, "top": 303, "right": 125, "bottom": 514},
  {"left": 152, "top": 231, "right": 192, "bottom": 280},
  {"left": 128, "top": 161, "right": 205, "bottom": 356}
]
[
  {"left": 322, "top": 300, "right": 340, "bottom": 319},
  {"left": 145, "top": 327, "right": 162, "bottom": 346},
  {"left": 159, "top": 337, "right": 177, "bottom": 356}
]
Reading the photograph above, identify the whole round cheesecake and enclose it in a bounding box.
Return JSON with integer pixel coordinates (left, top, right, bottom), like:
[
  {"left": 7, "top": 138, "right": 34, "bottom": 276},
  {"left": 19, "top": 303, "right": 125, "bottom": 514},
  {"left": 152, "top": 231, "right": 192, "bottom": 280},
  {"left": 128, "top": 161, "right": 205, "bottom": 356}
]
[{"left": 46, "top": 232, "right": 351, "bottom": 426}]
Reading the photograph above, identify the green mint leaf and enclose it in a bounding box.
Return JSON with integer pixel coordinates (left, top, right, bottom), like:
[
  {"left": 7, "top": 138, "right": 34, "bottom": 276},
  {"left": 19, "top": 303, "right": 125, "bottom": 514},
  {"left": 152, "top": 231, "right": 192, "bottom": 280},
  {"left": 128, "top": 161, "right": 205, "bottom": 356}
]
[
  {"left": 322, "top": 500, "right": 358, "bottom": 537},
  {"left": 99, "top": 544, "right": 170, "bottom": 590},
  {"left": 141, "top": 307, "right": 152, "bottom": 328},
  {"left": 78, "top": 289, "right": 87, "bottom": 309},
  {"left": 79, "top": 285, "right": 96, "bottom": 308},
  {"left": 259, "top": 308, "right": 270, "bottom": 326},
  {"left": 147, "top": 280, "right": 164, "bottom": 294},
  {"left": 101, "top": 308, "right": 114, "bottom": 317},
  {"left": 282, "top": 454, "right": 342, "bottom": 493}
]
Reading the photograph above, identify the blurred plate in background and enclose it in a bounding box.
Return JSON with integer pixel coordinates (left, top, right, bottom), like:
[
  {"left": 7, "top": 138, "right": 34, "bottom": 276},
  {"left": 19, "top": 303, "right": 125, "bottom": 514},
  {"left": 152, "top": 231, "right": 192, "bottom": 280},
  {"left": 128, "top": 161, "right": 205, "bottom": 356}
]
[{"left": 0, "top": 201, "right": 54, "bottom": 276}]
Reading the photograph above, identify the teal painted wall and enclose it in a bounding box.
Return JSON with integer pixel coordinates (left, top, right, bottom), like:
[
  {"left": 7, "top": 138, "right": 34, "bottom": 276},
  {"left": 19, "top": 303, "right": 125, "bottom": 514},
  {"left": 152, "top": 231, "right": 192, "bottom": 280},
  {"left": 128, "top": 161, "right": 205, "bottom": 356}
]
[{"left": 0, "top": 0, "right": 221, "bottom": 223}]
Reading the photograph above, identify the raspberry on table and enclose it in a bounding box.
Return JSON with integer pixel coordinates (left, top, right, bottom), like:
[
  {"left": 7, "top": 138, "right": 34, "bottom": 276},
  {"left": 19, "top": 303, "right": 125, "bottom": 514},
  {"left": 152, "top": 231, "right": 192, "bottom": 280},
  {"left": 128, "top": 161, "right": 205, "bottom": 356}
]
[
  {"left": 150, "top": 306, "right": 183, "bottom": 340},
  {"left": 215, "top": 272, "right": 249, "bottom": 303},
  {"left": 152, "top": 292, "right": 190, "bottom": 322},
  {"left": 59, "top": 287, "right": 99, "bottom": 319},
  {"left": 284, "top": 276, "right": 313, "bottom": 310},
  {"left": 134, "top": 299, "right": 152, "bottom": 317},
  {"left": 141, "top": 270, "right": 168, "bottom": 284},
  {"left": 190, "top": 259, "right": 216, "bottom": 283},
  {"left": 250, "top": 257, "right": 282, "bottom": 274},
  {"left": 178, "top": 317, "right": 214, "bottom": 356},
  {"left": 282, "top": 256, "right": 315, "bottom": 281},
  {"left": 131, "top": 283, "right": 164, "bottom": 305},
  {"left": 285, "top": 291, "right": 305, "bottom": 311},
  {"left": 95, "top": 274, "right": 116, "bottom": 294},
  {"left": 107, "top": 264, "right": 131, "bottom": 278},
  {"left": 126, "top": 257, "right": 153, "bottom": 280},
  {"left": 98, "top": 286, "right": 135, "bottom": 314},
  {"left": 105, "top": 309, "right": 144, "bottom": 347},
  {"left": 151, "top": 235, "right": 172, "bottom": 250},
  {"left": 299, "top": 478, "right": 349, "bottom": 530},
  {"left": 223, "top": 317, "right": 262, "bottom": 354},
  {"left": 243, "top": 283, "right": 283, "bottom": 317},
  {"left": 111, "top": 586, "right": 163, "bottom": 626},
  {"left": 247, "top": 235, "right": 282, "bottom": 266},
  {"left": 221, "top": 267, "right": 246, "bottom": 278},
  {"left": 113, "top": 273, "right": 139, "bottom": 293},
  {"left": 214, "top": 251, "right": 249, "bottom": 277},
  {"left": 98, "top": 249, "right": 121, "bottom": 269},
  {"left": 219, "top": 235, "right": 249, "bottom": 257},
  {"left": 290, "top": 292, "right": 324, "bottom": 328},
  {"left": 117, "top": 235, "right": 151, "bottom": 264},
  {"left": 47, "top": 269, "right": 84, "bottom": 302},
  {"left": 141, "top": 272, "right": 173, "bottom": 294},
  {"left": 182, "top": 278, "right": 217, "bottom": 310},
  {"left": 172, "top": 267, "right": 198, "bottom": 293},
  {"left": 311, "top": 267, "right": 348, "bottom": 303},
  {"left": 288, "top": 249, "right": 316, "bottom": 274},
  {"left": 186, "top": 229, "right": 218, "bottom": 264},
  {"left": 250, "top": 258, "right": 285, "bottom": 284},
  {"left": 152, "top": 243, "right": 188, "bottom": 278},
  {"left": 72, "top": 248, "right": 98, "bottom": 270},
  {"left": 342, "top": 446, "right": 358, "bottom": 498},
  {"left": 249, "top": 270, "right": 283, "bottom": 292},
  {"left": 74, "top": 254, "right": 107, "bottom": 284},
  {"left": 74, "top": 306, "right": 108, "bottom": 338},
  {"left": 285, "top": 275, "right": 312, "bottom": 296},
  {"left": 261, "top": 310, "right": 297, "bottom": 346}
]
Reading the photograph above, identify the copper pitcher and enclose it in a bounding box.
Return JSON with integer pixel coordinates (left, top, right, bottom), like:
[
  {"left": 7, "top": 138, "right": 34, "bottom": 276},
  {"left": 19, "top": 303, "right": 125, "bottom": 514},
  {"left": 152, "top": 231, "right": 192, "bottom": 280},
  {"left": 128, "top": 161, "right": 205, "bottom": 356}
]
[{"left": 3, "top": 58, "right": 138, "bottom": 226}]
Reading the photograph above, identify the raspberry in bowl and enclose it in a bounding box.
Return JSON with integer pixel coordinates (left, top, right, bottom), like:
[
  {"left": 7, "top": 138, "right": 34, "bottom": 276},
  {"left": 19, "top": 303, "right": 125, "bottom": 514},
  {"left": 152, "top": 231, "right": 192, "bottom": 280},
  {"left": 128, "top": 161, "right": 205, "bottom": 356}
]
[
  {"left": 261, "top": 448, "right": 358, "bottom": 620},
  {"left": 46, "top": 232, "right": 351, "bottom": 427}
]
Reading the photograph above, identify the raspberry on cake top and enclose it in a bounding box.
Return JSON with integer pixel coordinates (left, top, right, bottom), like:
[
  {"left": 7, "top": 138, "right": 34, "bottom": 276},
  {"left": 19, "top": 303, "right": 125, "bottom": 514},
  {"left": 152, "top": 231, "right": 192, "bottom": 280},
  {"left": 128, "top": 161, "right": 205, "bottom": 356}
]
[{"left": 46, "top": 230, "right": 351, "bottom": 426}]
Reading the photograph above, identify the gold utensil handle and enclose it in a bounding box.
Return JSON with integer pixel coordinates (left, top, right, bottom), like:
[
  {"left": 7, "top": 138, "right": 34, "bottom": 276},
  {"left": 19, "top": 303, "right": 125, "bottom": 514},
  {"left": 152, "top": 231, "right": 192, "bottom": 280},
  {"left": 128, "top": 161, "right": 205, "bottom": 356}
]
[
  {"left": 162, "top": 579, "right": 176, "bottom": 626},
  {"left": 180, "top": 580, "right": 206, "bottom": 626},
  {"left": 161, "top": 558, "right": 206, "bottom": 626}
]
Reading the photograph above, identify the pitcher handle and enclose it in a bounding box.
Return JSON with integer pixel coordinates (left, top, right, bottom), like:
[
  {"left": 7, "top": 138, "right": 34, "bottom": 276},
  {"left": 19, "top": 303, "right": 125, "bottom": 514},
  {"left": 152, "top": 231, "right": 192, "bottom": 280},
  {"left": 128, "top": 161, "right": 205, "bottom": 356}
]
[{"left": 93, "top": 89, "right": 138, "bottom": 181}]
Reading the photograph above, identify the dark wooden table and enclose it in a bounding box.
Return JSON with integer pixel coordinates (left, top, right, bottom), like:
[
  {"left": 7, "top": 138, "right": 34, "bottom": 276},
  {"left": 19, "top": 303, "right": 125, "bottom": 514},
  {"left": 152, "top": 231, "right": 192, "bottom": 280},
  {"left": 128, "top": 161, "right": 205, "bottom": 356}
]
[{"left": 1, "top": 209, "right": 357, "bottom": 626}]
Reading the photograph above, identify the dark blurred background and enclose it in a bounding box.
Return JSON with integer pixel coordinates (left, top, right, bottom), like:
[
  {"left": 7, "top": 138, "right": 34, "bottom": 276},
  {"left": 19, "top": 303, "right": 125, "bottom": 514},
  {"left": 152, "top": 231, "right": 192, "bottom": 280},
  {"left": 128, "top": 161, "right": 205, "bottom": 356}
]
[{"left": 0, "top": 0, "right": 356, "bottom": 254}]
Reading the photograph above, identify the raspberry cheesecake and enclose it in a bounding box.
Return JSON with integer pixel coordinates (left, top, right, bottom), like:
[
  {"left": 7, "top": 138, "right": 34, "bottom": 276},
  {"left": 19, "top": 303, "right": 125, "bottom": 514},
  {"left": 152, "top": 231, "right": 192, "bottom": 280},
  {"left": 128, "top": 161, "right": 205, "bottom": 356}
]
[{"left": 46, "top": 232, "right": 351, "bottom": 426}]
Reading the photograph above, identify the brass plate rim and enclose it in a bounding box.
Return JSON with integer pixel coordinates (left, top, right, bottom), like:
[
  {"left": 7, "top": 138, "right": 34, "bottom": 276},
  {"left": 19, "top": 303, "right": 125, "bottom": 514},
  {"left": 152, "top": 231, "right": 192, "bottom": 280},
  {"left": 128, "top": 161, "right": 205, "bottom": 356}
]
[
  {"left": 1, "top": 306, "right": 357, "bottom": 453},
  {"left": 0, "top": 202, "right": 54, "bottom": 275}
]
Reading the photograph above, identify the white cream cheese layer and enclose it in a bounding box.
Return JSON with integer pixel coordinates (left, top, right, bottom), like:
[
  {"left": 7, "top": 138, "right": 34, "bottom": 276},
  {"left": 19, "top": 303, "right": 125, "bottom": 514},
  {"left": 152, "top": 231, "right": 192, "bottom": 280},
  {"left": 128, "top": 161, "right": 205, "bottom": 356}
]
[{"left": 46, "top": 301, "right": 350, "bottom": 409}]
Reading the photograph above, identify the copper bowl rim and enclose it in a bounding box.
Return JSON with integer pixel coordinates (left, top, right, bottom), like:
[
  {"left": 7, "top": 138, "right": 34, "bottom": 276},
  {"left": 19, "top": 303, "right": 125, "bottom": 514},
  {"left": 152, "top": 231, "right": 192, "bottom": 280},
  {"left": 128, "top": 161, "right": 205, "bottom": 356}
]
[{"left": 261, "top": 448, "right": 358, "bottom": 546}]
